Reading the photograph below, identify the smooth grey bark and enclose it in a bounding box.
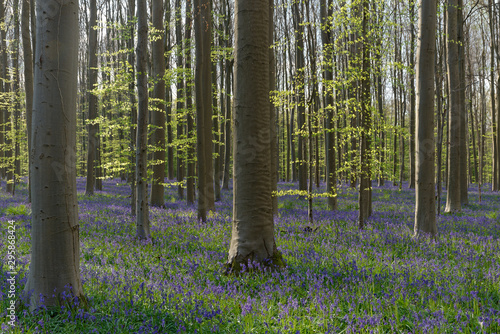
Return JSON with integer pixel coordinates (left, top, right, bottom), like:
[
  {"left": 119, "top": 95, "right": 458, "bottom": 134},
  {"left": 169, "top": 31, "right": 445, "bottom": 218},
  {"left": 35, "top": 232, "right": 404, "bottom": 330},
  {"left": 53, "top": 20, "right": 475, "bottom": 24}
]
[
  {"left": 414, "top": 0, "right": 437, "bottom": 237},
  {"left": 321, "top": 0, "right": 337, "bottom": 210},
  {"left": 292, "top": 0, "right": 307, "bottom": 192},
  {"left": 175, "top": 0, "right": 184, "bottom": 200},
  {"left": 408, "top": 0, "right": 416, "bottom": 189},
  {"left": 445, "top": 0, "right": 461, "bottom": 213},
  {"left": 136, "top": 0, "right": 150, "bottom": 239},
  {"left": 24, "top": 0, "right": 84, "bottom": 310},
  {"left": 457, "top": 0, "right": 468, "bottom": 205},
  {"left": 150, "top": 0, "right": 166, "bottom": 207},
  {"left": 85, "top": 0, "right": 97, "bottom": 196},
  {"left": 22, "top": 0, "right": 33, "bottom": 201},
  {"left": 128, "top": 0, "right": 137, "bottom": 215},
  {"left": 358, "top": 0, "right": 371, "bottom": 229},
  {"left": 227, "top": 0, "right": 281, "bottom": 270},
  {"left": 185, "top": 0, "right": 195, "bottom": 205},
  {"left": 488, "top": 0, "right": 498, "bottom": 191},
  {"left": 194, "top": 0, "right": 214, "bottom": 221}
]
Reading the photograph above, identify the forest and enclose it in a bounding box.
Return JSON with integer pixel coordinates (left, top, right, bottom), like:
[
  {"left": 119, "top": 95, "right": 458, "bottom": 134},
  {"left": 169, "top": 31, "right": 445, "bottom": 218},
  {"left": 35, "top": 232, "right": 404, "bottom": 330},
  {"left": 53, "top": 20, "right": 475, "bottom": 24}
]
[{"left": 0, "top": 0, "right": 499, "bottom": 332}]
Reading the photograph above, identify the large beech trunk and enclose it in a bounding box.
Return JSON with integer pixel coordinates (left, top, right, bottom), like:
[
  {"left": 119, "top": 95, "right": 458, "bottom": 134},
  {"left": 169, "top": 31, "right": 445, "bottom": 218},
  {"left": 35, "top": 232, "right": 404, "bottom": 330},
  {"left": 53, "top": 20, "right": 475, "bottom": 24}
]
[
  {"left": 227, "top": 0, "right": 281, "bottom": 270},
  {"left": 414, "top": 0, "right": 438, "bottom": 236},
  {"left": 24, "top": 0, "right": 84, "bottom": 310}
]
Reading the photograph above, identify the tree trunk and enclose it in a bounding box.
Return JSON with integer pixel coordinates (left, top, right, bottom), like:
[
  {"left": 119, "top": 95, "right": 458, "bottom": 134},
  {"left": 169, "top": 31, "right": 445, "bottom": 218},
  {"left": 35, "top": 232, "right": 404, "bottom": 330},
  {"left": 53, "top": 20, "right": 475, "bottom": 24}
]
[
  {"left": 292, "top": 0, "right": 307, "bottom": 192},
  {"left": 321, "top": 0, "right": 337, "bottom": 210},
  {"left": 445, "top": 0, "right": 461, "bottom": 213},
  {"left": 358, "top": 0, "right": 371, "bottom": 229},
  {"left": 457, "top": 0, "right": 468, "bottom": 205},
  {"left": 85, "top": 0, "right": 97, "bottom": 196},
  {"left": 184, "top": 0, "right": 195, "bottom": 205},
  {"left": 128, "top": 0, "right": 137, "bottom": 215},
  {"left": 136, "top": 0, "right": 151, "bottom": 239},
  {"left": 414, "top": 0, "right": 437, "bottom": 237},
  {"left": 150, "top": 0, "right": 166, "bottom": 207},
  {"left": 227, "top": 0, "right": 281, "bottom": 272},
  {"left": 24, "top": 0, "right": 84, "bottom": 310},
  {"left": 408, "top": 0, "right": 416, "bottom": 189},
  {"left": 194, "top": 0, "right": 214, "bottom": 221}
]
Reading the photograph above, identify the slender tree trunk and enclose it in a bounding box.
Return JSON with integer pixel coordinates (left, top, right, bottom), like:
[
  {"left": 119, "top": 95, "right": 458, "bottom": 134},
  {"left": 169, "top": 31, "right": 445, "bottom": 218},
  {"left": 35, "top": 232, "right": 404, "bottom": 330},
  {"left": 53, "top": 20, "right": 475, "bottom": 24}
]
[
  {"left": 136, "top": 0, "right": 151, "bottom": 239},
  {"left": 128, "top": 0, "right": 137, "bottom": 215},
  {"left": 414, "top": 0, "right": 437, "bottom": 237},
  {"left": 488, "top": 0, "right": 498, "bottom": 191},
  {"left": 408, "top": 0, "right": 416, "bottom": 189},
  {"left": 445, "top": 0, "right": 461, "bottom": 213},
  {"left": 293, "top": 0, "right": 307, "bottom": 192},
  {"left": 150, "top": 0, "right": 166, "bottom": 207},
  {"left": 321, "top": 0, "right": 337, "bottom": 210},
  {"left": 457, "top": 0, "right": 468, "bottom": 205},
  {"left": 184, "top": 0, "right": 195, "bottom": 205},
  {"left": 227, "top": 0, "right": 281, "bottom": 271},
  {"left": 24, "top": 0, "right": 84, "bottom": 310},
  {"left": 358, "top": 0, "right": 371, "bottom": 229},
  {"left": 85, "top": 0, "right": 97, "bottom": 196},
  {"left": 194, "top": 0, "right": 214, "bottom": 221}
]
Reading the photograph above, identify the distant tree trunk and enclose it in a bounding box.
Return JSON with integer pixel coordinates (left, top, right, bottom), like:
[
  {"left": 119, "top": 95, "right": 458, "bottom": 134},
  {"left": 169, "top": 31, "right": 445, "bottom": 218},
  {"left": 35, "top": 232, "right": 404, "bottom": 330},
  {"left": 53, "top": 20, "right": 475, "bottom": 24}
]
[
  {"left": 175, "top": 0, "right": 185, "bottom": 200},
  {"left": 358, "top": 0, "right": 371, "bottom": 229},
  {"left": 488, "top": 0, "right": 498, "bottom": 191},
  {"left": 408, "top": 0, "right": 416, "bottom": 189},
  {"left": 150, "top": 0, "right": 166, "bottom": 207},
  {"left": 24, "top": 0, "right": 84, "bottom": 310},
  {"left": 457, "top": 0, "right": 467, "bottom": 205},
  {"left": 128, "top": 0, "right": 137, "bottom": 215},
  {"left": 445, "top": 0, "right": 461, "bottom": 213},
  {"left": 321, "top": 0, "right": 337, "bottom": 210},
  {"left": 136, "top": 0, "right": 151, "bottom": 239},
  {"left": 414, "top": 0, "right": 437, "bottom": 237},
  {"left": 194, "top": 0, "right": 214, "bottom": 221},
  {"left": 22, "top": 0, "right": 33, "bottom": 200},
  {"left": 227, "top": 0, "right": 281, "bottom": 272},
  {"left": 292, "top": 0, "right": 307, "bottom": 192},
  {"left": 85, "top": 0, "right": 97, "bottom": 196},
  {"left": 185, "top": 0, "right": 195, "bottom": 205}
]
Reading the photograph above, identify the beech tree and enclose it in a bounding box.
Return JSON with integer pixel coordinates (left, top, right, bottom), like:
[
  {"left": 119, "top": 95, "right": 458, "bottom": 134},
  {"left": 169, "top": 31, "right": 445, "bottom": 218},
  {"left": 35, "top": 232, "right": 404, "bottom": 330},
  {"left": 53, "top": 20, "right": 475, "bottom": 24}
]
[
  {"left": 85, "top": 0, "right": 97, "bottom": 196},
  {"left": 150, "top": 0, "right": 166, "bottom": 207},
  {"left": 136, "top": 0, "right": 150, "bottom": 239},
  {"left": 227, "top": 0, "right": 282, "bottom": 271},
  {"left": 414, "top": 0, "right": 437, "bottom": 236},
  {"left": 194, "top": 0, "right": 215, "bottom": 221},
  {"left": 445, "top": 0, "right": 461, "bottom": 213},
  {"left": 24, "top": 0, "right": 84, "bottom": 309}
]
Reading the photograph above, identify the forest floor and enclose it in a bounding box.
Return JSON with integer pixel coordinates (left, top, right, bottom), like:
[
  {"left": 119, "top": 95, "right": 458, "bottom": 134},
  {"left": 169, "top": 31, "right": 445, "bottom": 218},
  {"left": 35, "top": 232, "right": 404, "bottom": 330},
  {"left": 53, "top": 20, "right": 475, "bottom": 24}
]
[{"left": 0, "top": 178, "right": 499, "bottom": 333}]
